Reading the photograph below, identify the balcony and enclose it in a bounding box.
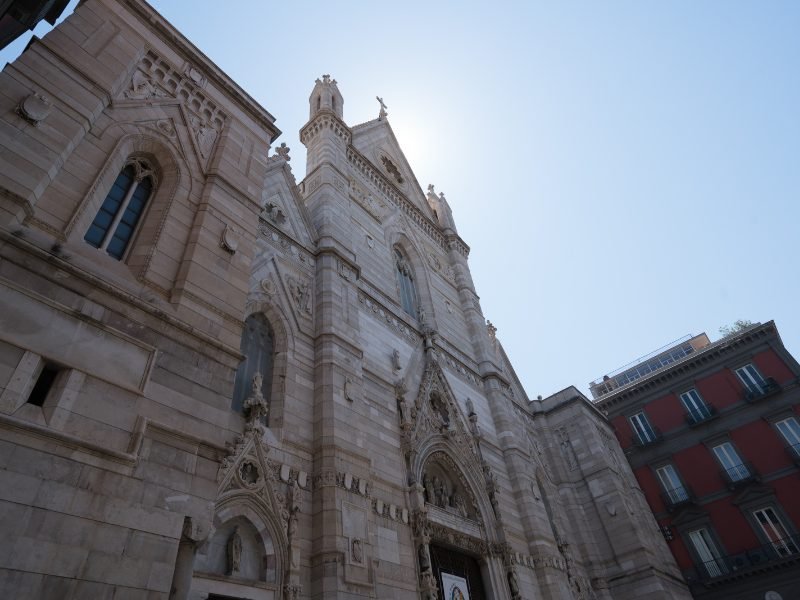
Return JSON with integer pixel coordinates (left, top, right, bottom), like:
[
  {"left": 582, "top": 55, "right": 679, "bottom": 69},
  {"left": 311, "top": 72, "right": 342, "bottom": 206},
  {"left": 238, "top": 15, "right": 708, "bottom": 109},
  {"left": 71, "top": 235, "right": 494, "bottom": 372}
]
[
  {"left": 720, "top": 462, "right": 759, "bottom": 490},
  {"left": 693, "top": 533, "right": 800, "bottom": 582},
  {"left": 786, "top": 442, "right": 800, "bottom": 466},
  {"left": 660, "top": 485, "right": 695, "bottom": 511},
  {"left": 685, "top": 404, "right": 718, "bottom": 427},
  {"left": 743, "top": 377, "right": 781, "bottom": 403},
  {"left": 632, "top": 426, "right": 663, "bottom": 448}
]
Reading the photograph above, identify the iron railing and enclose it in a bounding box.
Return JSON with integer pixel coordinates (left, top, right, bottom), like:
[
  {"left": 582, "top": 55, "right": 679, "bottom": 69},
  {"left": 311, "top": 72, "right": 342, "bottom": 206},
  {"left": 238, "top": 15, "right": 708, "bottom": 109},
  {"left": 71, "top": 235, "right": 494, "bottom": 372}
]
[
  {"left": 720, "top": 462, "right": 758, "bottom": 489},
  {"left": 633, "top": 426, "right": 663, "bottom": 448},
  {"left": 660, "top": 485, "right": 694, "bottom": 511},
  {"left": 695, "top": 533, "right": 800, "bottom": 581},
  {"left": 743, "top": 377, "right": 781, "bottom": 402},
  {"left": 685, "top": 404, "right": 717, "bottom": 426}
]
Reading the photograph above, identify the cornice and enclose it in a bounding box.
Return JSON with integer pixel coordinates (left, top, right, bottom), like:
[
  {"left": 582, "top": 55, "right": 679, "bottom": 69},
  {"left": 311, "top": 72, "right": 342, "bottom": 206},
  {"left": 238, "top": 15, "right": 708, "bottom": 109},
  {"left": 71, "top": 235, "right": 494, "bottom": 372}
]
[
  {"left": 299, "top": 111, "right": 352, "bottom": 146},
  {"left": 596, "top": 322, "right": 779, "bottom": 412}
]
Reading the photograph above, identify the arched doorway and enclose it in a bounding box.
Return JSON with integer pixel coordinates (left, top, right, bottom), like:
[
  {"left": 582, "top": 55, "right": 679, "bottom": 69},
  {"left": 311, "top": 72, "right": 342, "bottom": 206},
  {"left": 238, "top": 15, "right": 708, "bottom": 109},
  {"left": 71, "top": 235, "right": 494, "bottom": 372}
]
[{"left": 430, "top": 543, "right": 487, "bottom": 600}]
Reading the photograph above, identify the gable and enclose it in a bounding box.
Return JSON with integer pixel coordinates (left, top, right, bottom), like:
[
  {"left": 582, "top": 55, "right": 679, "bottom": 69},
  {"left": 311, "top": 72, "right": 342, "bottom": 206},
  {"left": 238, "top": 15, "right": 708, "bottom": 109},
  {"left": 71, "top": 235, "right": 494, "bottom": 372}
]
[{"left": 351, "top": 118, "right": 436, "bottom": 220}]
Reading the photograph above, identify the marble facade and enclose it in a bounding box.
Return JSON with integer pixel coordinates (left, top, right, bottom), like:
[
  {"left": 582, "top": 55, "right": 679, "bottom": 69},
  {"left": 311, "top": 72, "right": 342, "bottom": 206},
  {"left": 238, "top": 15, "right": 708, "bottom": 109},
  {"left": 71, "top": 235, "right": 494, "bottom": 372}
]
[{"left": 0, "top": 1, "right": 690, "bottom": 598}]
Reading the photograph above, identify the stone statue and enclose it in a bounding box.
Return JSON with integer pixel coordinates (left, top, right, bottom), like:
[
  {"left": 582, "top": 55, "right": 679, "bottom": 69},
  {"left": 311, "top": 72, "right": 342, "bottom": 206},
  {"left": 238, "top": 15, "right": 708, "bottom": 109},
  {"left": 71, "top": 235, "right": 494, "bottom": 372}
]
[
  {"left": 465, "top": 397, "right": 475, "bottom": 416},
  {"left": 227, "top": 526, "right": 243, "bottom": 575},
  {"left": 423, "top": 474, "right": 434, "bottom": 504},
  {"left": 418, "top": 543, "right": 431, "bottom": 572},
  {"left": 433, "top": 476, "right": 445, "bottom": 508},
  {"left": 452, "top": 491, "right": 468, "bottom": 517},
  {"left": 251, "top": 372, "right": 263, "bottom": 398},
  {"left": 391, "top": 349, "right": 401, "bottom": 371},
  {"left": 508, "top": 568, "right": 520, "bottom": 599}
]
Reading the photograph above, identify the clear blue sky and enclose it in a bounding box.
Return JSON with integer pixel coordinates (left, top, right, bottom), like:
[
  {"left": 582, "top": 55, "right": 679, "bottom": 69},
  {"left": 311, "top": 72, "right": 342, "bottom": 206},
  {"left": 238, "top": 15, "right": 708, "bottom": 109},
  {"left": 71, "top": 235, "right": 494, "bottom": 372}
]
[{"left": 3, "top": 1, "right": 799, "bottom": 399}]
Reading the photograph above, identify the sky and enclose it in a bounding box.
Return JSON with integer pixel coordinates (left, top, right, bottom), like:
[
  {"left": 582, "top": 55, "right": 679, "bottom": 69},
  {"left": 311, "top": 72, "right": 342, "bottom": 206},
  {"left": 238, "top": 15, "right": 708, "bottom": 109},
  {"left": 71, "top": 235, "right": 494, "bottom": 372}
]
[{"left": 3, "top": 1, "right": 799, "bottom": 400}]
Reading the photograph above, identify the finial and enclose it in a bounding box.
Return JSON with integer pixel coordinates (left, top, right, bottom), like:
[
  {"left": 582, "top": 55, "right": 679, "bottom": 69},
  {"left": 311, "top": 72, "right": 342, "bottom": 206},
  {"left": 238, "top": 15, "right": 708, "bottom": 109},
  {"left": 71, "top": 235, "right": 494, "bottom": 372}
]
[
  {"left": 439, "top": 192, "right": 446, "bottom": 202},
  {"left": 376, "top": 96, "right": 388, "bottom": 119},
  {"left": 486, "top": 320, "right": 497, "bottom": 340},
  {"left": 322, "top": 74, "right": 331, "bottom": 83},
  {"left": 427, "top": 184, "right": 436, "bottom": 196}
]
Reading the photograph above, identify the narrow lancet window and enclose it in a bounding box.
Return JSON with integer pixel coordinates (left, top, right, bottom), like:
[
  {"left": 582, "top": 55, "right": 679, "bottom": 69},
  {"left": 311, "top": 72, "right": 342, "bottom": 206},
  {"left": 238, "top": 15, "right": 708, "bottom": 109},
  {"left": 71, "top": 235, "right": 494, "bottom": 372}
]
[{"left": 395, "top": 248, "right": 418, "bottom": 318}]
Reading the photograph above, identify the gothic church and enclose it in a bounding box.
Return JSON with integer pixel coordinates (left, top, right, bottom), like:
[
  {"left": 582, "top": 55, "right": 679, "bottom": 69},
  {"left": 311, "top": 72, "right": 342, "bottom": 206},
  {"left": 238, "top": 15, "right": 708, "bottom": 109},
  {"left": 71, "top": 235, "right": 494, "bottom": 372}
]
[{"left": 0, "top": 1, "right": 690, "bottom": 598}]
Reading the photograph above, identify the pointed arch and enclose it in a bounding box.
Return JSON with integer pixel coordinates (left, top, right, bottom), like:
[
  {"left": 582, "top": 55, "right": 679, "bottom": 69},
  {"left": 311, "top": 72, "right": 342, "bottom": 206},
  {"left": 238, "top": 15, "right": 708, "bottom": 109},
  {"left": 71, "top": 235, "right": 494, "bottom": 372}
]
[
  {"left": 387, "top": 226, "right": 435, "bottom": 324},
  {"left": 242, "top": 299, "right": 292, "bottom": 429},
  {"left": 64, "top": 128, "right": 192, "bottom": 290}
]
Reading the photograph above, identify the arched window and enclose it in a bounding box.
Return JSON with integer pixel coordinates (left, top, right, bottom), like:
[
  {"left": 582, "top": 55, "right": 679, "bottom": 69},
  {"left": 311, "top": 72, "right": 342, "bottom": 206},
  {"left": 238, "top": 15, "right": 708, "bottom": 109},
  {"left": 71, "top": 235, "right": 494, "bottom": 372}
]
[
  {"left": 232, "top": 314, "right": 274, "bottom": 414},
  {"left": 84, "top": 158, "right": 154, "bottom": 260},
  {"left": 395, "top": 248, "right": 418, "bottom": 318}
]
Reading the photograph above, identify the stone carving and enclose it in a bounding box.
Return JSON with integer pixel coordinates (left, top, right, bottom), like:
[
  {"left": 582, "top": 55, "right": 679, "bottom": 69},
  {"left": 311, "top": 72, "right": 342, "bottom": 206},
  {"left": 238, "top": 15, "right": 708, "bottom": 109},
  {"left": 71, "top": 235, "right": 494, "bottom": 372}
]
[
  {"left": 260, "top": 278, "right": 276, "bottom": 296},
  {"left": 274, "top": 142, "right": 291, "bottom": 161},
  {"left": 486, "top": 320, "right": 497, "bottom": 340},
  {"left": 344, "top": 377, "right": 354, "bottom": 402},
  {"left": 239, "top": 461, "right": 260, "bottom": 487},
  {"left": 286, "top": 476, "right": 300, "bottom": 540},
  {"left": 263, "top": 201, "right": 287, "bottom": 225},
  {"left": 220, "top": 224, "right": 239, "bottom": 254},
  {"left": 508, "top": 567, "right": 521, "bottom": 600},
  {"left": 465, "top": 397, "right": 475, "bottom": 417},
  {"left": 189, "top": 114, "right": 219, "bottom": 158},
  {"left": 376, "top": 96, "right": 388, "bottom": 118},
  {"left": 283, "top": 584, "right": 302, "bottom": 600},
  {"left": 558, "top": 428, "right": 579, "bottom": 472},
  {"left": 243, "top": 372, "right": 269, "bottom": 431},
  {"left": 418, "top": 543, "right": 431, "bottom": 572},
  {"left": 227, "top": 526, "right": 243, "bottom": 575},
  {"left": 392, "top": 349, "right": 402, "bottom": 371},
  {"left": 16, "top": 92, "right": 51, "bottom": 125},
  {"left": 381, "top": 155, "right": 403, "bottom": 184},
  {"left": 288, "top": 277, "right": 312, "bottom": 315},
  {"left": 351, "top": 538, "right": 363, "bottom": 563},
  {"left": 125, "top": 70, "right": 167, "bottom": 99},
  {"left": 348, "top": 177, "right": 388, "bottom": 221}
]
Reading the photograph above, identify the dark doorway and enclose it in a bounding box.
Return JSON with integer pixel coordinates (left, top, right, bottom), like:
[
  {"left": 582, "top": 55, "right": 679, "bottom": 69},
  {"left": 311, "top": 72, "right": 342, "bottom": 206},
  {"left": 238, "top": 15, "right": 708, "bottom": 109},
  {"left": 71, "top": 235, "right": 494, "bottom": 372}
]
[{"left": 430, "top": 543, "right": 487, "bottom": 600}]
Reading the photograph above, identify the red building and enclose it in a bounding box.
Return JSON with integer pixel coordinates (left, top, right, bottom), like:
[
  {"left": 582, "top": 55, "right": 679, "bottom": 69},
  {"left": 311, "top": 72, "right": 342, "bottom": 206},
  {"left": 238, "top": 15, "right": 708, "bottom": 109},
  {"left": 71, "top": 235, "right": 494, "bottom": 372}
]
[{"left": 594, "top": 322, "right": 800, "bottom": 600}]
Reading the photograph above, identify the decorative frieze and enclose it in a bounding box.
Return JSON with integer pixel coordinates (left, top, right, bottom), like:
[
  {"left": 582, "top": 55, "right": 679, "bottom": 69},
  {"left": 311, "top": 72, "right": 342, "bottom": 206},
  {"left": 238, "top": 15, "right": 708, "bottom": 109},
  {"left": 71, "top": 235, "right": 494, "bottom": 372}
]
[
  {"left": 258, "top": 221, "right": 315, "bottom": 270},
  {"left": 357, "top": 291, "right": 420, "bottom": 344}
]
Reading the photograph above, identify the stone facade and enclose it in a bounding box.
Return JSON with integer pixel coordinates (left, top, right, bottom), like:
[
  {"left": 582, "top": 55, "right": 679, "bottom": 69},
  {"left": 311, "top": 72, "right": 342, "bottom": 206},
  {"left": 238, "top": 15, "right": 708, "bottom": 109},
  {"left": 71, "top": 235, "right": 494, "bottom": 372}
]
[{"left": 0, "top": 1, "right": 690, "bottom": 598}]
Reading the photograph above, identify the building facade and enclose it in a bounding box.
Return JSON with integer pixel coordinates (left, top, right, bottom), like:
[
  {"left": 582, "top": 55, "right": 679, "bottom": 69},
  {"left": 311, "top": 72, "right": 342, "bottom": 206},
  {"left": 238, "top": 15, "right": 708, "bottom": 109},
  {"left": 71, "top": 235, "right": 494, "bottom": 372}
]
[
  {"left": 595, "top": 322, "right": 800, "bottom": 600},
  {"left": 0, "top": 1, "right": 690, "bottom": 598}
]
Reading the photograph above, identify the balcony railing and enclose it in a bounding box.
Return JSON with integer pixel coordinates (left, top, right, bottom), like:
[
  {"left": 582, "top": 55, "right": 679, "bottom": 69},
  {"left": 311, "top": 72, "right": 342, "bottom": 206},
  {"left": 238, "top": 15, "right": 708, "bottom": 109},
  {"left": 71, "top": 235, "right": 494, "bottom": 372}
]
[
  {"left": 787, "top": 442, "right": 800, "bottom": 464},
  {"left": 633, "top": 426, "right": 663, "bottom": 448},
  {"left": 685, "top": 404, "right": 717, "bottom": 427},
  {"left": 694, "top": 533, "right": 800, "bottom": 582},
  {"left": 743, "top": 377, "right": 781, "bottom": 402},
  {"left": 660, "top": 485, "right": 694, "bottom": 511},
  {"left": 720, "top": 461, "right": 759, "bottom": 489}
]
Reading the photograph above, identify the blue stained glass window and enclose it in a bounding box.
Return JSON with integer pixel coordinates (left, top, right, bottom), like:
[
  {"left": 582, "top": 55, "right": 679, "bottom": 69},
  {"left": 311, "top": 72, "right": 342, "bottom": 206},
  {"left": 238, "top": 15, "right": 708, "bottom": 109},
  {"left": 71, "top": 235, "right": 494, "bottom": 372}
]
[{"left": 84, "top": 162, "right": 153, "bottom": 260}]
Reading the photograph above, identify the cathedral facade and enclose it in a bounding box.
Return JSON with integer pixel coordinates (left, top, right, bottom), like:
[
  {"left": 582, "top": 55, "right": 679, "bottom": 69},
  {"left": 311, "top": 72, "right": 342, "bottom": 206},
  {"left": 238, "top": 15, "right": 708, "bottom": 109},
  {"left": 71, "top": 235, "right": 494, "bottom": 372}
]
[{"left": 0, "top": 1, "right": 690, "bottom": 598}]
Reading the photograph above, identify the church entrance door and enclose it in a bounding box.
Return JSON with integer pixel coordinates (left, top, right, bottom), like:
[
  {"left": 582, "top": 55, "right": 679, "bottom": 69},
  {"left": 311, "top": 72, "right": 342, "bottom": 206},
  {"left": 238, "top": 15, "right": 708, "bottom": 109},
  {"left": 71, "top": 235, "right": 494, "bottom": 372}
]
[{"left": 430, "top": 543, "right": 487, "bottom": 600}]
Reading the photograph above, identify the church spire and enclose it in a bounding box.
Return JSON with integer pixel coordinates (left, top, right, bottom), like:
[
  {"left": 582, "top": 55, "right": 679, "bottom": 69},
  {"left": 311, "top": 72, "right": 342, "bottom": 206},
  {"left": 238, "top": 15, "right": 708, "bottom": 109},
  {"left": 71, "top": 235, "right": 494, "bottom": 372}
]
[{"left": 308, "top": 74, "right": 343, "bottom": 120}]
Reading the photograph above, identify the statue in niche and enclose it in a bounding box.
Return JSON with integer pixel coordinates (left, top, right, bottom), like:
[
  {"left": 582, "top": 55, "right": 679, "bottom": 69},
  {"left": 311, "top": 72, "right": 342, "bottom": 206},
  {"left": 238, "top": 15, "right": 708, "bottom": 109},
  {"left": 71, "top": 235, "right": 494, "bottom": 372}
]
[
  {"left": 288, "top": 277, "right": 311, "bottom": 314},
  {"left": 243, "top": 372, "right": 269, "bottom": 428},
  {"left": 391, "top": 349, "right": 402, "bottom": 371},
  {"left": 452, "top": 491, "right": 468, "bottom": 517},
  {"left": 227, "top": 526, "right": 243, "bottom": 575},
  {"left": 430, "top": 393, "right": 450, "bottom": 429},
  {"left": 433, "top": 476, "right": 446, "bottom": 508},
  {"left": 423, "top": 474, "right": 435, "bottom": 504}
]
